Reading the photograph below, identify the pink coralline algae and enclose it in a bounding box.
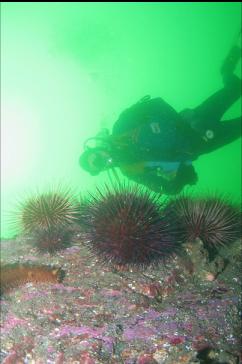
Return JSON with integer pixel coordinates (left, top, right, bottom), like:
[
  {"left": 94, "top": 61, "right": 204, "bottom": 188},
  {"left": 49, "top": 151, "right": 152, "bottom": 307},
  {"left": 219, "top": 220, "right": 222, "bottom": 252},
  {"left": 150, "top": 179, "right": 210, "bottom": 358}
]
[
  {"left": 123, "top": 325, "right": 157, "bottom": 340},
  {"left": 137, "top": 353, "right": 158, "bottom": 364},
  {"left": 1, "top": 313, "right": 27, "bottom": 333},
  {"left": 100, "top": 288, "right": 122, "bottom": 297},
  {"left": 51, "top": 283, "right": 81, "bottom": 292},
  {"left": 51, "top": 325, "right": 106, "bottom": 339},
  {"left": 0, "top": 237, "right": 240, "bottom": 363},
  {"left": 167, "top": 335, "right": 186, "bottom": 345},
  {"left": 79, "top": 351, "right": 96, "bottom": 364},
  {"left": 1, "top": 351, "right": 18, "bottom": 364}
]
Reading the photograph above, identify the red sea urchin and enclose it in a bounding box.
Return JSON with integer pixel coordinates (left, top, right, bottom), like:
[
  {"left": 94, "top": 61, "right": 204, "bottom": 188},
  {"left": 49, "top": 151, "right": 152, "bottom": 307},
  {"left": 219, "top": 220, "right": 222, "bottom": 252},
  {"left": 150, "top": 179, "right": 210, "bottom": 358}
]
[
  {"left": 167, "top": 195, "right": 241, "bottom": 248},
  {"left": 16, "top": 188, "right": 80, "bottom": 252},
  {"left": 80, "top": 183, "right": 180, "bottom": 268}
]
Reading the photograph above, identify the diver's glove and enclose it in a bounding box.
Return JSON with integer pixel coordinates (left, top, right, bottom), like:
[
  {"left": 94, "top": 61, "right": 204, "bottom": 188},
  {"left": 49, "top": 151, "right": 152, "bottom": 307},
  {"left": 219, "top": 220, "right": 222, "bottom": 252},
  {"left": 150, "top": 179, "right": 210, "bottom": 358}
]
[{"left": 161, "top": 164, "right": 198, "bottom": 195}]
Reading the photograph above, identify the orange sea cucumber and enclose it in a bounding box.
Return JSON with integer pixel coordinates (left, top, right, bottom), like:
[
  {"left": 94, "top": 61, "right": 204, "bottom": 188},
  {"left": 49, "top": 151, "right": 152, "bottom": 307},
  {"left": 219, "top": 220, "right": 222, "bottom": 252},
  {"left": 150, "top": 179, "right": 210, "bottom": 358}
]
[{"left": 0, "top": 263, "right": 65, "bottom": 294}]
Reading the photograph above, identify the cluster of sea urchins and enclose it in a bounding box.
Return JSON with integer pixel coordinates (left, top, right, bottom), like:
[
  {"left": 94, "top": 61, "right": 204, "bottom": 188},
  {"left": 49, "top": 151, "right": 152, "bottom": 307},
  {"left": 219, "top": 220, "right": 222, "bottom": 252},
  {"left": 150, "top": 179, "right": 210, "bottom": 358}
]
[
  {"left": 17, "top": 188, "right": 80, "bottom": 252},
  {"left": 80, "top": 185, "right": 241, "bottom": 268},
  {"left": 79, "top": 183, "right": 180, "bottom": 268},
  {"left": 164, "top": 194, "right": 241, "bottom": 249},
  {"left": 16, "top": 182, "right": 241, "bottom": 264}
]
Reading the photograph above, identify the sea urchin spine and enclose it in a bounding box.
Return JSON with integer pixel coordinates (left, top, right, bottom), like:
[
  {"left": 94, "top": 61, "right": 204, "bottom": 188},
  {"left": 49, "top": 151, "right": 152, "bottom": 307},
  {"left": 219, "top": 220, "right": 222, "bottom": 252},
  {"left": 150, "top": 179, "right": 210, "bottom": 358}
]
[
  {"left": 80, "top": 183, "right": 180, "bottom": 268},
  {"left": 166, "top": 194, "right": 241, "bottom": 248}
]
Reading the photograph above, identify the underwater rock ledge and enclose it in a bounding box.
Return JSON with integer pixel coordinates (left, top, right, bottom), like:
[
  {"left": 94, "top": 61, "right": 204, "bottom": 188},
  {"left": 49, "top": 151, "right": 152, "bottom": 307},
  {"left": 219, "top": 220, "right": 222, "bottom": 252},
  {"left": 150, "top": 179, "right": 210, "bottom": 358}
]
[{"left": 0, "top": 236, "right": 241, "bottom": 364}]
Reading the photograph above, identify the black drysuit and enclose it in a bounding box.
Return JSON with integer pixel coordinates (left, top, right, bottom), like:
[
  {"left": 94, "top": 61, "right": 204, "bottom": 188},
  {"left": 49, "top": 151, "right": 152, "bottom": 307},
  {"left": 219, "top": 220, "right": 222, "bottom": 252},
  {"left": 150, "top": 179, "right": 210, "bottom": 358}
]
[{"left": 111, "top": 74, "right": 241, "bottom": 194}]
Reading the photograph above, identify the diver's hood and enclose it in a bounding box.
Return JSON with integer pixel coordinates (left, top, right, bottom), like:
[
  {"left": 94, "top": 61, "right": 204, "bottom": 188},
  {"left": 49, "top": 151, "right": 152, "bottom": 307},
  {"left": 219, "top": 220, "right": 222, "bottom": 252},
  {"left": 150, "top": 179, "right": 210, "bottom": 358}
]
[{"left": 83, "top": 128, "right": 111, "bottom": 152}]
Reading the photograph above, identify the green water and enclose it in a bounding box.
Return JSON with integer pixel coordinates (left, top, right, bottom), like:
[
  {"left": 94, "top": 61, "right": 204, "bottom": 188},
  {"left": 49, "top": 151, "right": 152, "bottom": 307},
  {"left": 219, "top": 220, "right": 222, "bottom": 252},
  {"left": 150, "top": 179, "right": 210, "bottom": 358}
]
[{"left": 1, "top": 2, "right": 241, "bottom": 239}]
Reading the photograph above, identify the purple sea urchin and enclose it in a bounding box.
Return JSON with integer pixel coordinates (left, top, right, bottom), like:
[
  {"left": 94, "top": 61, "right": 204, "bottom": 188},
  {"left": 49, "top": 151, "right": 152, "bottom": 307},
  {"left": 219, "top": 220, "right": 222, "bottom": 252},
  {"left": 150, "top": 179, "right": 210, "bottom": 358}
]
[
  {"left": 17, "top": 188, "right": 80, "bottom": 252},
  {"left": 80, "top": 183, "right": 179, "bottom": 268},
  {"left": 167, "top": 195, "right": 241, "bottom": 247}
]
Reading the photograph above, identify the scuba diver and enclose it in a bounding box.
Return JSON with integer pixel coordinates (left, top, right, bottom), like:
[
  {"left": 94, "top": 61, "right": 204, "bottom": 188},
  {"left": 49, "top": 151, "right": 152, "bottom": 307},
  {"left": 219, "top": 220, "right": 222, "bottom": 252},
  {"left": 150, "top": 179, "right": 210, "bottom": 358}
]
[{"left": 79, "top": 37, "right": 241, "bottom": 195}]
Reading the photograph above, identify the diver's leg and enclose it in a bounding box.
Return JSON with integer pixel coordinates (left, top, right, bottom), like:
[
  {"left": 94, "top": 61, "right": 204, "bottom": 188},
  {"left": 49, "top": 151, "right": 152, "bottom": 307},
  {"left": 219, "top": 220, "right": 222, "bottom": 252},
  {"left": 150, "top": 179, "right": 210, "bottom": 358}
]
[
  {"left": 193, "top": 74, "right": 241, "bottom": 124},
  {"left": 221, "top": 45, "right": 241, "bottom": 84},
  {"left": 199, "top": 117, "right": 241, "bottom": 154},
  {"left": 221, "top": 28, "right": 241, "bottom": 80},
  {"left": 193, "top": 40, "right": 241, "bottom": 125}
]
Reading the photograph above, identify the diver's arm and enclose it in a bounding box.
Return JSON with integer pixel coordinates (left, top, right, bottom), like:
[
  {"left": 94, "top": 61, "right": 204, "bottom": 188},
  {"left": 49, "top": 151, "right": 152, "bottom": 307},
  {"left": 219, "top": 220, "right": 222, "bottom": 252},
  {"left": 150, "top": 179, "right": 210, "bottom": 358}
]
[
  {"left": 164, "top": 163, "right": 198, "bottom": 194},
  {"left": 121, "top": 169, "right": 178, "bottom": 194},
  {"left": 126, "top": 173, "right": 167, "bottom": 194},
  {"left": 124, "top": 163, "right": 198, "bottom": 195},
  {"left": 130, "top": 174, "right": 184, "bottom": 195}
]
